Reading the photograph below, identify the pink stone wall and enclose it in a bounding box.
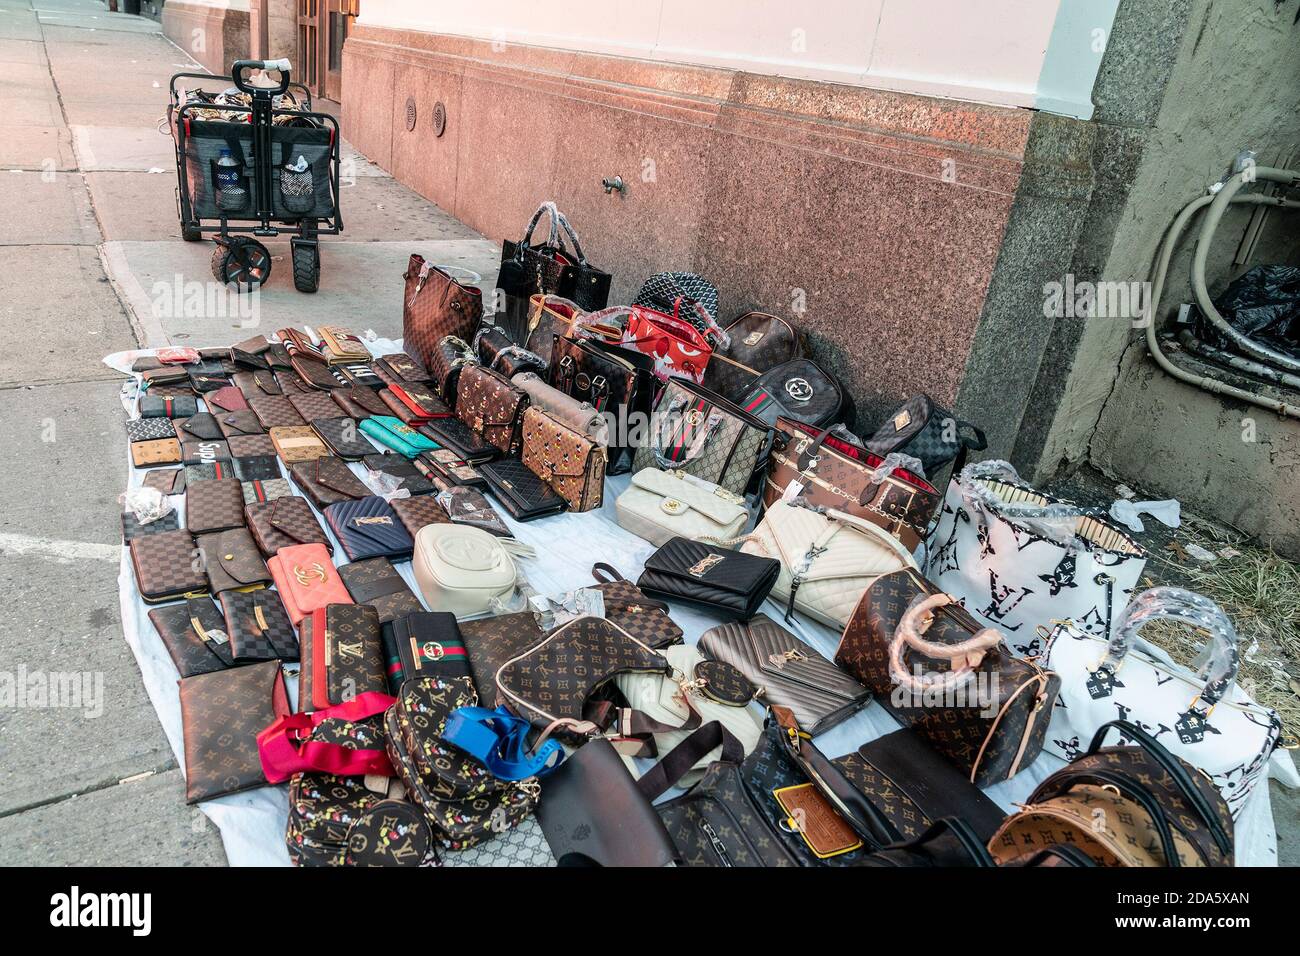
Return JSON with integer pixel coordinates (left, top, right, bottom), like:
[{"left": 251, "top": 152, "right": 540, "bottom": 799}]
[{"left": 342, "top": 26, "right": 1031, "bottom": 424}]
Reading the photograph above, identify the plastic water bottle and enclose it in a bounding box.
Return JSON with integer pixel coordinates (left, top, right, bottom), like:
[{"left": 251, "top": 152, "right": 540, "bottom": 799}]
[{"left": 215, "top": 148, "right": 241, "bottom": 192}]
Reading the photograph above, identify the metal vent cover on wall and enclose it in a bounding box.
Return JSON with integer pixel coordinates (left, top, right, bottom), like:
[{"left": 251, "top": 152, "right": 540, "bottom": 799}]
[{"left": 404, "top": 97, "right": 417, "bottom": 131}]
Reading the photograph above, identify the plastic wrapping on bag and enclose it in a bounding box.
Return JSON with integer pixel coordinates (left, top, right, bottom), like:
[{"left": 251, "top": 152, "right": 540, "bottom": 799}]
[
  {"left": 869, "top": 452, "right": 926, "bottom": 485},
  {"left": 957, "top": 459, "right": 1098, "bottom": 550},
  {"left": 119, "top": 487, "right": 173, "bottom": 524},
  {"left": 361, "top": 469, "right": 412, "bottom": 502},
  {"left": 1111, "top": 587, "right": 1241, "bottom": 706},
  {"left": 1194, "top": 265, "right": 1300, "bottom": 359}
]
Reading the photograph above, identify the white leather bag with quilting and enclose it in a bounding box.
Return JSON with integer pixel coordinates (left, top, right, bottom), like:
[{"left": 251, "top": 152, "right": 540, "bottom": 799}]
[{"left": 740, "top": 500, "right": 917, "bottom": 629}]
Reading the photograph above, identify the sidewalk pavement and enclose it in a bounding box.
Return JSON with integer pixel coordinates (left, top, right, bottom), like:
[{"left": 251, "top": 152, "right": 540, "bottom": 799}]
[{"left": 0, "top": 0, "right": 497, "bottom": 865}]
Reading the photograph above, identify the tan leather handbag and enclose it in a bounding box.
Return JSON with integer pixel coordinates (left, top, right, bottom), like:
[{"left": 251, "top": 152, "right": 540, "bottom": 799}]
[{"left": 512, "top": 371, "right": 608, "bottom": 444}]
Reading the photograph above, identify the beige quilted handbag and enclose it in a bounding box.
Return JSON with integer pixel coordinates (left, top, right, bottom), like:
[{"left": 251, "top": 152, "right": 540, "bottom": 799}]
[{"left": 740, "top": 501, "right": 917, "bottom": 629}]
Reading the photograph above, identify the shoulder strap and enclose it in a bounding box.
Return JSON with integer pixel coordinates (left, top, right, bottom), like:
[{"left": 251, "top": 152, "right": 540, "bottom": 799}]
[
  {"left": 635, "top": 720, "right": 746, "bottom": 802},
  {"left": 441, "top": 706, "right": 564, "bottom": 780}
]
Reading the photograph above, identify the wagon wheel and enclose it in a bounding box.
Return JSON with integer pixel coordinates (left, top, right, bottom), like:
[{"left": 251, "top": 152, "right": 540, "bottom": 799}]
[
  {"left": 211, "top": 237, "right": 271, "bottom": 290},
  {"left": 291, "top": 240, "right": 320, "bottom": 293}
]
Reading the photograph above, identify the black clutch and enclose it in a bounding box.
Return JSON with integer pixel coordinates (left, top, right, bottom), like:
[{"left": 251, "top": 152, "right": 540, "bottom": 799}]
[
  {"left": 636, "top": 537, "right": 779, "bottom": 619},
  {"left": 478, "top": 457, "right": 566, "bottom": 521}
]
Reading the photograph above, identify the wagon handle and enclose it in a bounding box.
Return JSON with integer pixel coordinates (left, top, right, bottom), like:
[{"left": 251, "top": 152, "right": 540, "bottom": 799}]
[{"left": 232, "top": 59, "right": 292, "bottom": 97}]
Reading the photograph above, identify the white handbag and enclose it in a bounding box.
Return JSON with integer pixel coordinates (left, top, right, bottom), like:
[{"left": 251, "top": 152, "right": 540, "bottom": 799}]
[
  {"left": 615, "top": 468, "right": 749, "bottom": 548},
  {"left": 925, "top": 460, "right": 1146, "bottom": 656},
  {"left": 612, "top": 644, "right": 764, "bottom": 787},
  {"left": 739, "top": 500, "right": 917, "bottom": 629},
  {"left": 412, "top": 524, "right": 518, "bottom": 619},
  {"left": 1042, "top": 587, "right": 1282, "bottom": 819}
]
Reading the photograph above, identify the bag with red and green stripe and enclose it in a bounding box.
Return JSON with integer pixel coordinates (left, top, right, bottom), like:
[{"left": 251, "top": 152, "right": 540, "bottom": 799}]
[
  {"left": 632, "top": 378, "right": 774, "bottom": 496},
  {"left": 736, "top": 358, "right": 849, "bottom": 430}
]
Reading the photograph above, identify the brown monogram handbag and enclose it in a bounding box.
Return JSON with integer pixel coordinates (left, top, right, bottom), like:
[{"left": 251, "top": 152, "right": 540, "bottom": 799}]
[
  {"left": 456, "top": 365, "right": 529, "bottom": 457},
  {"left": 520, "top": 406, "right": 605, "bottom": 512},
  {"left": 402, "top": 255, "right": 482, "bottom": 373},
  {"left": 835, "top": 568, "right": 1059, "bottom": 786}
]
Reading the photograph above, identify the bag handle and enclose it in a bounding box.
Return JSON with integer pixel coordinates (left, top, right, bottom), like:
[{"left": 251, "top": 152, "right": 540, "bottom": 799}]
[
  {"left": 888, "top": 592, "right": 1003, "bottom": 695},
  {"left": 517, "top": 201, "right": 562, "bottom": 258},
  {"left": 1104, "top": 587, "right": 1240, "bottom": 710},
  {"left": 554, "top": 211, "right": 589, "bottom": 266},
  {"left": 1085, "top": 719, "right": 1232, "bottom": 856},
  {"left": 441, "top": 705, "right": 565, "bottom": 780},
  {"left": 634, "top": 720, "right": 746, "bottom": 802},
  {"left": 257, "top": 691, "right": 396, "bottom": 784},
  {"left": 650, "top": 393, "right": 722, "bottom": 471}
]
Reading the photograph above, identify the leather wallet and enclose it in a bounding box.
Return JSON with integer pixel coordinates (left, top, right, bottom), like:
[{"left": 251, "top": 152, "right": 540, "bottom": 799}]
[
  {"left": 148, "top": 598, "right": 235, "bottom": 677},
  {"left": 699, "top": 614, "right": 870, "bottom": 735},
  {"left": 637, "top": 537, "right": 780, "bottom": 619},
  {"left": 218, "top": 409, "right": 267, "bottom": 438},
  {"left": 206, "top": 386, "right": 249, "bottom": 413},
  {"left": 479, "top": 457, "right": 565, "bottom": 521},
  {"left": 186, "top": 477, "right": 245, "bottom": 534},
  {"left": 271, "top": 425, "right": 330, "bottom": 464},
  {"left": 362, "top": 453, "right": 436, "bottom": 496},
  {"left": 181, "top": 439, "right": 231, "bottom": 465},
  {"left": 266, "top": 343, "right": 293, "bottom": 369},
  {"left": 219, "top": 588, "right": 298, "bottom": 662},
  {"left": 297, "top": 613, "right": 316, "bottom": 711},
  {"left": 268, "top": 543, "right": 352, "bottom": 625},
  {"left": 289, "top": 456, "right": 370, "bottom": 509},
  {"left": 537, "top": 737, "right": 676, "bottom": 867},
  {"left": 338, "top": 557, "right": 423, "bottom": 623},
  {"left": 379, "top": 387, "right": 427, "bottom": 425},
  {"left": 130, "top": 528, "right": 206, "bottom": 603},
  {"left": 140, "top": 394, "right": 198, "bottom": 418},
  {"left": 361, "top": 416, "right": 438, "bottom": 458},
  {"left": 415, "top": 449, "right": 486, "bottom": 490},
  {"left": 417, "top": 417, "right": 497, "bottom": 464},
  {"left": 289, "top": 389, "right": 345, "bottom": 422},
  {"left": 185, "top": 461, "right": 234, "bottom": 483},
  {"left": 377, "top": 352, "right": 429, "bottom": 384},
  {"left": 333, "top": 386, "right": 390, "bottom": 419},
  {"left": 226, "top": 432, "right": 276, "bottom": 458},
  {"left": 188, "top": 370, "right": 230, "bottom": 394},
  {"left": 387, "top": 611, "right": 470, "bottom": 687},
  {"left": 292, "top": 353, "right": 345, "bottom": 391},
  {"left": 312, "top": 416, "right": 375, "bottom": 460},
  {"left": 334, "top": 362, "right": 383, "bottom": 389},
  {"left": 275, "top": 368, "right": 313, "bottom": 393},
  {"left": 180, "top": 661, "right": 288, "bottom": 803},
  {"left": 127, "top": 417, "right": 176, "bottom": 443},
  {"left": 389, "top": 494, "right": 451, "bottom": 539},
  {"left": 140, "top": 366, "right": 188, "bottom": 386},
  {"left": 250, "top": 394, "right": 306, "bottom": 429},
  {"left": 309, "top": 603, "right": 385, "bottom": 709},
  {"left": 319, "top": 325, "right": 371, "bottom": 363},
  {"left": 176, "top": 413, "right": 223, "bottom": 441},
  {"left": 241, "top": 478, "right": 293, "bottom": 504},
  {"left": 390, "top": 383, "right": 452, "bottom": 421},
  {"left": 142, "top": 468, "right": 185, "bottom": 495},
  {"left": 246, "top": 496, "right": 333, "bottom": 557},
  {"left": 325, "top": 496, "right": 414, "bottom": 562},
  {"left": 196, "top": 527, "right": 270, "bottom": 592},
  {"left": 232, "top": 453, "right": 281, "bottom": 481},
  {"left": 233, "top": 369, "right": 281, "bottom": 401},
  {"left": 131, "top": 437, "right": 181, "bottom": 467},
  {"left": 121, "top": 510, "right": 180, "bottom": 542}
]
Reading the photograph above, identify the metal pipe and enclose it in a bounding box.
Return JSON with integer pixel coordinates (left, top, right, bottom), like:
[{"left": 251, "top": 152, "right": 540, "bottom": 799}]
[{"left": 1176, "top": 329, "right": 1300, "bottom": 391}]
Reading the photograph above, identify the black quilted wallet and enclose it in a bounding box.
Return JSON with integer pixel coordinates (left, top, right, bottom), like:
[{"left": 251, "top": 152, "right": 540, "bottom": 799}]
[
  {"left": 478, "top": 457, "right": 565, "bottom": 521},
  {"left": 637, "top": 537, "right": 779, "bottom": 619},
  {"left": 418, "top": 417, "right": 498, "bottom": 465}
]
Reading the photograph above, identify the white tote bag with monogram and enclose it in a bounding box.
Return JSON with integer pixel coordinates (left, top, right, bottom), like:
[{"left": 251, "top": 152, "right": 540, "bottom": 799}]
[{"left": 924, "top": 461, "right": 1146, "bottom": 656}]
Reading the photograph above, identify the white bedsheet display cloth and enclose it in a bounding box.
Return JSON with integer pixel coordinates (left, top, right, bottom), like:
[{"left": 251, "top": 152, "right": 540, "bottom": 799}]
[{"left": 104, "top": 345, "right": 1297, "bottom": 867}]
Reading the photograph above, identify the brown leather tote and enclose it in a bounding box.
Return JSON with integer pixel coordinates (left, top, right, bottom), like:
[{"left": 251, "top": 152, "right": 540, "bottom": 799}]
[
  {"left": 402, "top": 255, "right": 483, "bottom": 373},
  {"left": 835, "top": 569, "right": 1059, "bottom": 787}
]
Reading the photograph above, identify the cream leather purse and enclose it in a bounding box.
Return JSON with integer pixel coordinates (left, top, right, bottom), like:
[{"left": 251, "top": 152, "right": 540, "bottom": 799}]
[
  {"left": 740, "top": 500, "right": 917, "bottom": 629},
  {"left": 615, "top": 468, "right": 749, "bottom": 547},
  {"left": 412, "top": 524, "right": 518, "bottom": 619}
]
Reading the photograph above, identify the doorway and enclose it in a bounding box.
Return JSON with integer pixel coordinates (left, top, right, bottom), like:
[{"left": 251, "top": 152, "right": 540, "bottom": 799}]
[{"left": 296, "top": 0, "right": 356, "bottom": 101}]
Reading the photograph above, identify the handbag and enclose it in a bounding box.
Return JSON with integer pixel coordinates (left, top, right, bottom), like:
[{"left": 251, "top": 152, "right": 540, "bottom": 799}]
[
  {"left": 616, "top": 303, "right": 716, "bottom": 384},
  {"left": 632, "top": 272, "right": 727, "bottom": 342},
  {"left": 835, "top": 568, "right": 1060, "bottom": 786},
  {"left": 736, "top": 358, "right": 847, "bottom": 429},
  {"left": 739, "top": 500, "right": 917, "bottom": 629},
  {"left": 988, "top": 720, "right": 1234, "bottom": 867},
  {"left": 476, "top": 325, "right": 547, "bottom": 378},
  {"left": 426, "top": 335, "right": 476, "bottom": 406},
  {"left": 402, "top": 255, "right": 483, "bottom": 373},
  {"left": 259, "top": 694, "right": 396, "bottom": 784},
  {"left": 549, "top": 335, "right": 655, "bottom": 472},
  {"left": 412, "top": 524, "right": 517, "bottom": 618},
  {"left": 456, "top": 364, "right": 529, "bottom": 457},
  {"left": 633, "top": 378, "right": 774, "bottom": 496},
  {"left": 520, "top": 406, "right": 606, "bottom": 512},
  {"left": 497, "top": 202, "right": 611, "bottom": 342},
  {"left": 702, "top": 311, "right": 803, "bottom": 401},
  {"left": 636, "top": 537, "right": 779, "bottom": 619},
  {"left": 523, "top": 294, "right": 616, "bottom": 365},
  {"left": 698, "top": 614, "right": 869, "bottom": 734},
  {"left": 1041, "top": 587, "right": 1281, "bottom": 818},
  {"left": 511, "top": 371, "right": 608, "bottom": 444},
  {"left": 924, "top": 460, "right": 1147, "bottom": 653},
  {"left": 615, "top": 468, "right": 748, "bottom": 548},
  {"left": 865, "top": 393, "right": 988, "bottom": 480},
  {"left": 764, "top": 417, "right": 939, "bottom": 552}
]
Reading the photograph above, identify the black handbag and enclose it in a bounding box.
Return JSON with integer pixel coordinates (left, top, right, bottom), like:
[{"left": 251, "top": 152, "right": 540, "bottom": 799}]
[
  {"left": 864, "top": 393, "right": 987, "bottom": 480},
  {"left": 636, "top": 537, "right": 779, "bottom": 619},
  {"left": 633, "top": 272, "right": 725, "bottom": 341},
  {"left": 736, "top": 358, "right": 849, "bottom": 429},
  {"left": 548, "top": 334, "right": 655, "bottom": 473},
  {"left": 497, "top": 203, "right": 611, "bottom": 342}
]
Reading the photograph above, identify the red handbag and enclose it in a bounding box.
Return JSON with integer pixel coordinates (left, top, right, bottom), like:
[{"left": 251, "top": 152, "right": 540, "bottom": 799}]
[{"left": 589, "top": 303, "right": 716, "bottom": 384}]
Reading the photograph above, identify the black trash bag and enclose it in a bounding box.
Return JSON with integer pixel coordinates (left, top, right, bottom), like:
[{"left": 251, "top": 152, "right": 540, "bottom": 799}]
[{"left": 1194, "top": 264, "right": 1300, "bottom": 359}]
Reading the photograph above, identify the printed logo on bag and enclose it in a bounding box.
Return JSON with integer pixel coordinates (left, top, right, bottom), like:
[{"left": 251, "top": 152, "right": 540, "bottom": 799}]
[
  {"left": 892, "top": 410, "right": 912, "bottom": 431},
  {"left": 785, "top": 378, "right": 813, "bottom": 402},
  {"left": 50, "top": 886, "right": 151, "bottom": 936},
  {"left": 200, "top": 442, "right": 221, "bottom": 462},
  {"left": 335, "top": 638, "right": 363, "bottom": 660},
  {"left": 419, "top": 640, "right": 444, "bottom": 662},
  {"left": 687, "top": 554, "right": 725, "bottom": 578},
  {"left": 686, "top": 408, "right": 705, "bottom": 427},
  {"left": 293, "top": 562, "right": 328, "bottom": 586},
  {"left": 744, "top": 331, "right": 765, "bottom": 347}
]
